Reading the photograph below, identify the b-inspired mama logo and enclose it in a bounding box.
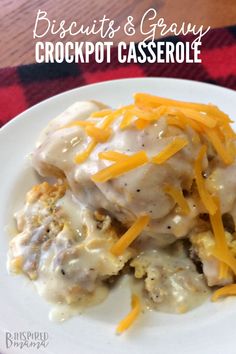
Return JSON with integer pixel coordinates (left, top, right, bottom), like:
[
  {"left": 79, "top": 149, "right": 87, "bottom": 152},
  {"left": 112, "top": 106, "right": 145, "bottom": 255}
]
[
  {"left": 5, "top": 331, "right": 49, "bottom": 350},
  {"left": 33, "top": 8, "right": 210, "bottom": 64}
]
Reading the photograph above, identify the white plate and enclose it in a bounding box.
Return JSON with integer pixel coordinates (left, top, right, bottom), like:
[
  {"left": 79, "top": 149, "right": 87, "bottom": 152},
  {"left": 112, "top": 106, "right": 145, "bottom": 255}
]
[{"left": 1, "top": 78, "right": 236, "bottom": 354}]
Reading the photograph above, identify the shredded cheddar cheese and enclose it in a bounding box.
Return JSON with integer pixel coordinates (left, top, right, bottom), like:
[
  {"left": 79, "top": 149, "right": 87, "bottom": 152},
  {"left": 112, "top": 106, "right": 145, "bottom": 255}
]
[
  {"left": 99, "top": 112, "right": 117, "bottom": 129},
  {"left": 120, "top": 111, "right": 134, "bottom": 129},
  {"left": 98, "top": 151, "right": 129, "bottom": 162},
  {"left": 74, "top": 140, "right": 97, "bottom": 164},
  {"left": 209, "top": 197, "right": 231, "bottom": 278},
  {"left": 220, "top": 123, "right": 236, "bottom": 139},
  {"left": 111, "top": 215, "right": 150, "bottom": 256},
  {"left": 194, "top": 145, "right": 217, "bottom": 215},
  {"left": 164, "top": 184, "right": 190, "bottom": 214},
  {"left": 209, "top": 197, "right": 228, "bottom": 253},
  {"left": 151, "top": 138, "right": 188, "bottom": 164},
  {"left": 91, "top": 109, "right": 113, "bottom": 118},
  {"left": 209, "top": 197, "right": 236, "bottom": 278},
  {"left": 204, "top": 128, "right": 233, "bottom": 165},
  {"left": 75, "top": 109, "right": 119, "bottom": 164},
  {"left": 91, "top": 151, "right": 148, "bottom": 183},
  {"left": 130, "top": 107, "right": 165, "bottom": 121},
  {"left": 178, "top": 108, "right": 217, "bottom": 128},
  {"left": 166, "top": 116, "right": 186, "bottom": 130},
  {"left": 219, "top": 262, "right": 229, "bottom": 280},
  {"left": 74, "top": 93, "right": 235, "bottom": 170},
  {"left": 85, "top": 125, "right": 112, "bottom": 142},
  {"left": 226, "top": 140, "right": 236, "bottom": 158},
  {"left": 172, "top": 109, "right": 204, "bottom": 133},
  {"left": 116, "top": 294, "right": 141, "bottom": 334},
  {"left": 211, "top": 248, "right": 236, "bottom": 276},
  {"left": 212, "top": 284, "right": 236, "bottom": 302},
  {"left": 134, "top": 93, "right": 231, "bottom": 121},
  {"left": 134, "top": 119, "right": 150, "bottom": 129}
]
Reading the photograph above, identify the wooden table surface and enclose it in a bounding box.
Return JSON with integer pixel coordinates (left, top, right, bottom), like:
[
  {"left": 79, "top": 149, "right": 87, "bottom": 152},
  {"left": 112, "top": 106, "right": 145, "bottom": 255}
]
[{"left": 0, "top": 0, "right": 236, "bottom": 68}]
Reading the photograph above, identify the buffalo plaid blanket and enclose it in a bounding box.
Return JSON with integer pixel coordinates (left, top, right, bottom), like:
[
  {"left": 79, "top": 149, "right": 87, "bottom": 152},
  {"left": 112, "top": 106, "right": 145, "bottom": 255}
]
[{"left": 0, "top": 25, "right": 235, "bottom": 127}]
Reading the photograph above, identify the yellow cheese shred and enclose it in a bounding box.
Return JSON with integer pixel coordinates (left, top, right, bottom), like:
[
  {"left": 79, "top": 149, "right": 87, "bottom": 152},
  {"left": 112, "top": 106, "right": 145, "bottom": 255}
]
[
  {"left": 211, "top": 248, "right": 236, "bottom": 276},
  {"left": 85, "top": 125, "right": 111, "bottom": 142},
  {"left": 116, "top": 294, "right": 141, "bottom": 334},
  {"left": 170, "top": 109, "right": 203, "bottom": 133},
  {"left": 209, "top": 197, "right": 228, "bottom": 253},
  {"left": 209, "top": 197, "right": 236, "bottom": 277},
  {"left": 204, "top": 128, "right": 234, "bottom": 165},
  {"left": 209, "top": 197, "right": 230, "bottom": 278},
  {"left": 164, "top": 184, "right": 190, "bottom": 214},
  {"left": 74, "top": 140, "right": 97, "bottom": 164},
  {"left": 91, "top": 151, "right": 148, "bottom": 183},
  {"left": 134, "top": 119, "right": 150, "bottom": 130},
  {"left": 134, "top": 93, "right": 231, "bottom": 122},
  {"left": 99, "top": 112, "right": 117, "bottom": 129},
  {"left": 151, "top": 138, "right": 188, "bottom": 164},
  {"left": 120, "top": 111, "right": 134, "bottom": 129},
  {"left": 226, "top": 141, "right": 236, "bottom": 158},
  {"left": 75, "top": 94, "right": 235, "bottom": 169},
  {"left": 75, "top": 110, "right": 118, "bottom": 164},
  {"left": 219, "top": 262, "right": 229, "bottom": 280},
  {"left": 130, "top": 106, "right": 166, "bottom": 121},
  {"left": 220, "top": 123, "right": 236, "bottom": 139},
  {"left": 98, "top": 151, "right": 129, "bottom": 162},
  {"left": 111, "top": 215, "right": 150, "bottom": 256},
  {"left": 91, "top": 109, "right": 113, "bottom": 118},
  {"left": 166, "top": 116, "right": 186, "bottom": 130},
  {"left": 194, "top": 145, "right": 217, "bottom": 215},
  {"left": 177, "top": 108, "right": 216, "bottom": 128},
  {"left": 211, "top": 284, "right": 236, "bottom": 302}
]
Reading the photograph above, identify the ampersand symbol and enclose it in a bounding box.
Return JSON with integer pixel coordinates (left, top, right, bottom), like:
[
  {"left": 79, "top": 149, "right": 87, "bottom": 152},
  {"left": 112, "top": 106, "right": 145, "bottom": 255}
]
[{"left": 124, "top": 16, "right": 135, "bottom": 36}]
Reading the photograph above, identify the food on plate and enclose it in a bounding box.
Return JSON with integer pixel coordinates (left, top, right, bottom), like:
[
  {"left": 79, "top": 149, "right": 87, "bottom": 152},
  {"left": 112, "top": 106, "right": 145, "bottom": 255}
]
[{"left": 8, "top": 94, "right": 236, "bottom": 333}]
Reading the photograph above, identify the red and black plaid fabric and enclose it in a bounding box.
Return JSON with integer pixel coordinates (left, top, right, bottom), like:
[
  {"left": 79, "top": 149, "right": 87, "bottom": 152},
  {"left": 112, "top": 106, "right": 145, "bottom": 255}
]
[{"left": 0, "top": 25, "right": 235, "bottom": 127}]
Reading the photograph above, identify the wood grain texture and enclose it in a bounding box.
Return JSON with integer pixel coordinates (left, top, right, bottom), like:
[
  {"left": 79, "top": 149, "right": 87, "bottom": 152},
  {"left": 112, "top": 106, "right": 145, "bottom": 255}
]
[{"left": 0, "top": 0, "right": 236, "bottom": 68}]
